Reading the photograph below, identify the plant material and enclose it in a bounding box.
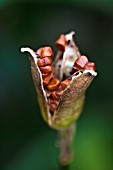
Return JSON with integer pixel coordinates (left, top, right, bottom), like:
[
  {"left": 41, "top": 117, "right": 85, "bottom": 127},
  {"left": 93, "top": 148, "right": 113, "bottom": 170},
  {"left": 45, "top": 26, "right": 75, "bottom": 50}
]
[{"left": 21, "top": 31, "right": 97, "bottom": 168}]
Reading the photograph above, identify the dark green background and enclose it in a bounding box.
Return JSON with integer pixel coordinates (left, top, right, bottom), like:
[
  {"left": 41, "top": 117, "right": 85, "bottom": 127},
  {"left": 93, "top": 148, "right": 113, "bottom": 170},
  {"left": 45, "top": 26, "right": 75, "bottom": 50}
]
[{"left": 0, "top": 0, "right": 113, "bottom": 170}]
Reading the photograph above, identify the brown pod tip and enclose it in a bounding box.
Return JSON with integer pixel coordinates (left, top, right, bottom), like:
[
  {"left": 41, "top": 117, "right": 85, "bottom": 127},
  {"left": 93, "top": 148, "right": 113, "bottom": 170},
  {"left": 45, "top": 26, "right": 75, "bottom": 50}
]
[
  {"left": 37, "top": 57, "right": 52, "bottom": 67},
  {"left": 55, "top": 34, "right": 66, "bottom": 51},
  {"left": 47, "top": 78, "right": 60, "bottom": 91},
  {"left": 84, "top": 62, "right": 96, "bottom": 71}
]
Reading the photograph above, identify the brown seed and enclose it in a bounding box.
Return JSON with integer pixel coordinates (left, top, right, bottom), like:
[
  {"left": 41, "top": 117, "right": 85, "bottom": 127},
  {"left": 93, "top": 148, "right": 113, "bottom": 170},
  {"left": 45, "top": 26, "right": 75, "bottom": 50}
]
[
  {"left": 75, "top": 55, "right": 88, "bottom": 68},
  {"left": 36, "top": 47, "right": 54, "bottom": 58},
  {"left": 37, "top": 57, "right": 52, "bottom": 67},
  {"left": 84, "top": 62, "right": 96, "bottom": 71},
  {"left": 56, "top": 34, "right": 66, "bottom": 51},
  {"left": 72, "top": 63, "right": 82, "bottom": 71},
  {"left": 45, "top": 89, "right": 51, "bottom": 97},
  {"left": 52, "top": 91, "right": 59, "bottom": 100},
  {"left": 60, "top": 78, "right": 71, "bottom": 90},
  {"left": 50, "top": 103, "right": 57, "bottom": 112},
  {"left": 42, "top": 71, "right": 54, "bottom": 78},
  {"left": 40, "top": 65, "right": 53, "bottom": 73},
  {"left": 43, "top": 73, "right": 54, "bottom": 86},
  {"left": 52, "top": 89, "right": 63, "bottom": 100},
  {"left": 48, "top": 98, "right": 58, "bottom": 104},
  {"left": 42, "top": 72, "right": 49, "bottom": 77},
  {"left": 47, "top": 78, "right": 60, "bottom": 91},
  {"left": 48, "top": 98, "right": 58, "bottom": 112}
]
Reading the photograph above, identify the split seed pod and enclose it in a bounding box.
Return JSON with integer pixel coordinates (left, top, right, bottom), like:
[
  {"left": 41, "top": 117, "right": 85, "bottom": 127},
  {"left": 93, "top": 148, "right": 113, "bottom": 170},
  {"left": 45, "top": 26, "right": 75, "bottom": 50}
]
[{"left": 21, "top": 31, "right": 97, "bottom": 130}]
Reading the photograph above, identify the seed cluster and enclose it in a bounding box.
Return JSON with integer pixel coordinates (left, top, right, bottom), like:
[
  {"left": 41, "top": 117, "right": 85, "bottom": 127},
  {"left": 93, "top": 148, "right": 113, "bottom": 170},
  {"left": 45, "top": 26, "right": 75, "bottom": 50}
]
[
  {"left": 36, "top": 47, "right": 71, "bottom": 114},
  {"left": 36, "top": 35, "right": 96, "bottom": 114}
]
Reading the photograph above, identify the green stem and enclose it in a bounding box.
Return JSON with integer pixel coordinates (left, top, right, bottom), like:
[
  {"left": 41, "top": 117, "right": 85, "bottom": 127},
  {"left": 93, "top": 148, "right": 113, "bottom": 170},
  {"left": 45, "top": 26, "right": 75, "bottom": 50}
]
[
  {"left": 59, "top": 164, "right": 71, "bottom": 170},
  {"left": 57, "top": 124, "right": 76, "bottom": 170}
]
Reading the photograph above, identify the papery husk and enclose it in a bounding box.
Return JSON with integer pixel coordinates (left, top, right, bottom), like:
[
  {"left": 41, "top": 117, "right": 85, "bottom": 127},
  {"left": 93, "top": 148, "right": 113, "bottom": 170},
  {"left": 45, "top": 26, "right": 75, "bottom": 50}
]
[
  {"left": 52, "top": 72, "right": 94, "bottom": 129},
  {"left": 29, "top": 57, "right": 50, "bottom": 123},
  {"left": 21, "top": 48, "right": 52, "bottom": 126}
]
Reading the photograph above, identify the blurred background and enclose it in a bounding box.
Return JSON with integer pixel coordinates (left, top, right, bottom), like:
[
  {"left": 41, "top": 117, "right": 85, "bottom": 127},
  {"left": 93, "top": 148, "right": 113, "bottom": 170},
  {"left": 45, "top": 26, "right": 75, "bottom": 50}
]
[{"left": 0, "top": 0, "right": 113, "bottom": 170}]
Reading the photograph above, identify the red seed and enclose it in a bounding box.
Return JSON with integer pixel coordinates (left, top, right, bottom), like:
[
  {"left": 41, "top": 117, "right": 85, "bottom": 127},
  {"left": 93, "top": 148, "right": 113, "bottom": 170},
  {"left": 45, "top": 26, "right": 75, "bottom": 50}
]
[
  {"left": 42, "top": 72, "right": 49, "bottom": 77},
  {"left": 48, "top": 98, "right": 58, "bottom": 112},
  {"left": 36, "top": 47, "right": 54, "bottom": 58},
  {"left": 37, "top": 57, "right": 52, "bottom": 67},
  {"left": 84, "top": 62, "right": 96, "bottom": 71},
  {"left": 43, "top": 73, "right": 54, "bottom": 86},
  {"left": 60, "top": 78, "right": 71, "bottom": 90},
  {"left": 55, "top": 34, "right": 66, "bottom": 51},
  {"left": 40, "top": 65, "right": 53, "bottom": 73},
  {"left": 45, "top": 89, "right": 51, "bottom": 97},
  {"left": 47, "top": 78, "right": 60, "bottom": 91},
  {"left": 52, "top": 89, "right": 63, "bottom": 100},
  {"left": 75, "top": 55, "right": 88, "bottom": 68},
  {"left": 50, "top": 103, "right": 57, "bottom": 112}
]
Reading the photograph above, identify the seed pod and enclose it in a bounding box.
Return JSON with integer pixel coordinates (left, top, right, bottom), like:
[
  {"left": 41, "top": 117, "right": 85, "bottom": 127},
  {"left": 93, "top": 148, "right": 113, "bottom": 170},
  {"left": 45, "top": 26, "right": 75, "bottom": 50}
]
[{"left": 21, "top": 31, "right": 97, "bottom": 129}]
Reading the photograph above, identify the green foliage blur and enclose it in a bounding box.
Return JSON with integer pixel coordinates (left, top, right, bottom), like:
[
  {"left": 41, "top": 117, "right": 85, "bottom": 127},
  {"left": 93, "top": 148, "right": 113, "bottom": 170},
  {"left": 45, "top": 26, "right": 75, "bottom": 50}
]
[{"left": 0, "top": 0, "right": 113, "bottom": 170}]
